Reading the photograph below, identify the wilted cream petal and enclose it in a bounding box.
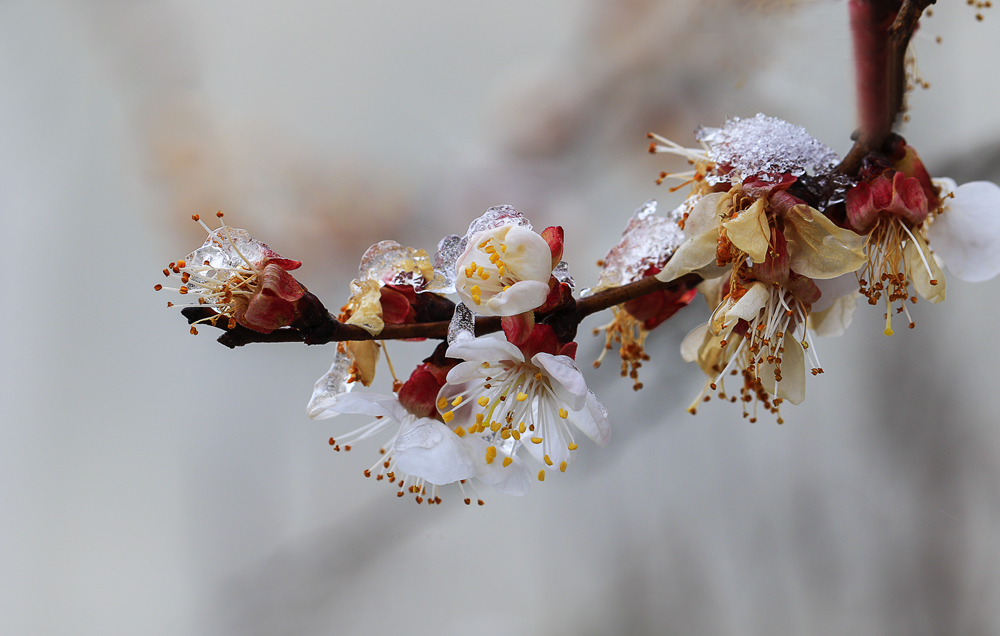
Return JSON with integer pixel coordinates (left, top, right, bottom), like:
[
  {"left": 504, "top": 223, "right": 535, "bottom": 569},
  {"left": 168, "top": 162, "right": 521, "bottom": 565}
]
[
  {"left": 722, "top": 198, "right": 770, "bottom": 262},
  {"left": 346, "top": 340, "right": 380, "bottom": 387},
  {"left": 344, "top": 279, "right": 384, "bottom": 334},
  {"left": 726, "top": 282, "right": 769, "bottom": 322},
  {"left": 758, "top": 337, "right": 805, "bottom": 405},
  {"left": 904, "top": 232, "right": 946, "bottom": 304},
  {"left": 695, "top": 275, "right": 726, "bottom": 309},
  {"left": 684, "top": 192, "right": 728, "bottom": 238},
  {"left": 655, "top": 229, "right": 724, "bottom": 283},
  {"left": 784, "top": 205, "right": 866, "bottom": 279},
  {"left": 807, "top": 291, "right": 860, "bottom": 337}
]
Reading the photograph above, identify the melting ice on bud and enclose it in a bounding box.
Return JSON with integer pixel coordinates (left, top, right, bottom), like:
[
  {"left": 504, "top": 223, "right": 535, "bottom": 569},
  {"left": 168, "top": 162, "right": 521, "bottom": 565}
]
[
  {"left": 589, "top": 199, "right": 686, "bottom": 293},
  {"left": 155, "top": 215, "right": 306, "bottom": 334},
  {"left": 342, "top": 241, "right": 437, "bottom": 336},
  {"left": 552, "top": 261, "right": 575, "bottom": 290}
]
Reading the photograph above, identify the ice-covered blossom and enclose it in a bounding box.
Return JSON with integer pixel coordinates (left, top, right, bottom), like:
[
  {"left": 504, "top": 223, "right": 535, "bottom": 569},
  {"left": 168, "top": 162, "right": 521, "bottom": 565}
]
[
  {"left": 437, "top": 330, "right": 610, "bottom": 482},
  {"left": 155, "top": 213, "right": 306, "bottom": 334}
]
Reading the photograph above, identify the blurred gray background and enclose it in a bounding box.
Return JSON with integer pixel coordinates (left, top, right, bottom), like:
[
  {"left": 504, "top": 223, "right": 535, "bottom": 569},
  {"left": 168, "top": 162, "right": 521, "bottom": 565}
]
[{"left": 2, "top": 1, "right": 1000, "bottom": 634}]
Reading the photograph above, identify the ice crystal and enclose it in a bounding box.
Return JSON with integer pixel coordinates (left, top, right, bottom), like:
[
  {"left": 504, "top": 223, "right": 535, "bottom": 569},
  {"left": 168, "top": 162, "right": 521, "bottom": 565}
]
[
  {"left": 447, "top": 302, "right": 476, "bottom": 344},
  {"left": 306, "top": 347, "right": 355, "bottom": 420},
  {"left": 552, "top": 261, "right": 575, "bottom": 290},
  {"left": 357, "top": 240, "right": 434, "bottom": 290},
  {"left": 696, "top": 113, "right": 839, "bottom": 183},
  {"left": 428, "top": 205, "right": 533, "bottom": 294},
  {"left": 591, "top": 200, "right": 685, "bottom": 291},
  {"left": 185, "top": 226, "right": 296, "bottom": 289}
]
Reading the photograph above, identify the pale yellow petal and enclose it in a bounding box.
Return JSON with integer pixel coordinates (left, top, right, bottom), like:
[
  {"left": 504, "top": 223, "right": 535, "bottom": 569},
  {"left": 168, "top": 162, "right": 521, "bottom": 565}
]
[
  {"left": 655, "top": 229, "right": 722, "bottom": 283},
  {"left": 807, "top": 291, "right": 859, "bottom": 337},
  {"left": 784, "top": 205, "right": 866, "bottom": 279},
  {"left": 684, "top": 192, "right": 728, "bottom": 238},
  {"left": 344, "top": 279, "right": 384, "bottom": 335},
  {"left": 722, "top": 198, "right": 770, "bottom": 263},
  {"left": 758, "top": 337, "right": 805, "bottom": 405},
  {"left": 346, "top": 340, "right": 380, "bottom": 387},
  {"left": 725, "top": 281, "right": 769, "bottom": 323},
  {"left": 904, "top": 232, "right": 946, "bottom": 304},
  {"left": 695, "top": 276, "right": 726, "bottom": 309}
]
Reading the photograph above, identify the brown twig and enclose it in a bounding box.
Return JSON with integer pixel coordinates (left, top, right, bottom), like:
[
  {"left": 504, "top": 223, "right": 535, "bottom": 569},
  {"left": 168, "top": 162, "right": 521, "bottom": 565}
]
[
  {"left": 182, "top": 273, "right": 702, "bottom": 349},
  {"left": 837, "top": 0, "right": 935, "bottom": 176}
]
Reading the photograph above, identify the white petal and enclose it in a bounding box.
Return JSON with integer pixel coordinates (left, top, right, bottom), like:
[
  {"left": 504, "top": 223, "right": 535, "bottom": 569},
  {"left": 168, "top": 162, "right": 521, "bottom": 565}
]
[
  {"left": 446, "top": 333, "right": 524, "bottom": 364},
  {"left": 807, "top": 291, "right": 859, "bottom": 338},
  {"left": 684, "top": 192, "right": 728, "bottom": 237},
  {"left": 445, "top": 360, "right": 489, "bottom": 384},
  {"left": 392, "top": 419, "right": 478, "bottom": 485},
  {"left": 483, "top": 279, "right": 550, "bottom": 316},
  {"left": 928, "top": 181, "right": 1000, "bottom": 282},
  {"left": 502, "top": 225, "right": 553, "bottom": 283},
  {"left": 327, "top": 392, "right": 409, "bottom": 421},
  {"left": 532, "top": 353, "right": 588, "bottom": 411},
  {"left": 680, "top": 323, "right": 710, "bottom": 363},
  {"left": 465, "top": 437, "right": 531, "bottom": 496},
  {"left": 570, "top": 391, "right": 611, "bottom": 447},
  {"left": 725, "top": 281, "right": 769, "bottom": 322}
]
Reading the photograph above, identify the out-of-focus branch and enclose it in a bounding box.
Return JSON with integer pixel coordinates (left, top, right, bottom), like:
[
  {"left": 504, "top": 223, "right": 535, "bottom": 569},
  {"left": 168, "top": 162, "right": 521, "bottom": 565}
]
[
  {"left": 838, "top": 0, "right": 935, "bottom": 176},
  {"left": 182, "top": 274, "right": 702, "bottom": 349}
]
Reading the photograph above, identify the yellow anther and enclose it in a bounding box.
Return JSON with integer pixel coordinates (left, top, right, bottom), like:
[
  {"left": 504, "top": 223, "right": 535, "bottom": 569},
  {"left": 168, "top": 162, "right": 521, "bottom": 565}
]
[
  {"left": 470, "top": 284, "right": 481, "bottom": 296},
  {"left": 477, "top": 396, "right": 490, "bottom": 407},
  {"left": 465, "top": 266, "right": 476, "bottom": 278},
  {"left": 483, "top": 245, "right": 496, "bottom": 254},
  {"left": 544, "top": 454, "right": 553, "bottom": 466},
  {"left": 479, "top": 270, "right": 489, "bottom": 281},
  {"left": 442, "top": 410, "right": 455, "bottom": 423},
  {"left": 478, "top": 240, "right": 490, "bottom": 248},
  {"left": 500, "top": 244, "right": 506, "bottom": 253},
  {"left": 486, "top": 454, "right": 495, "bottom": 465},
  {"left": 502, "top": 457, "right": 513, "bottom": 467},
  {"left": 437, "top": 397, "right": 448, "bottom": 409},
  {"left": 490, "top": 420, "right": 501, "bottom": 432},
  {"left": 512, "top": 430, "right": 521, "bottom": 441},
  {"left": 502, "top": 285, "right": 511, "bottom": 291},
  {"left": 518, "top": 422, "right": 526, "bottom": 433},
  {"left": 559, "top": 461, "right": 567, "bottom": 473},
  {"left": 567, "top": 443, "right": 579, "bottom": 451},
  {"left": 531, "top": 437, "right": 543, "bottom": 444},
  {"left": 471, "top": 294, "right": 481, "bottom": 305},
  {"left": 469, "top": 261, "right": 477, "bottom": 270},
  {"left": 486, "top": 446, "right": 496, "bottom": 457},
  {"left": 489, "top": 252, "right": 500, "bottom": 264},
  {"left": 454, "top": 426, "right": 466, "bottom": 437},
  {"left": 497, "top": 264, "right": 506, "bottom": 277},
  {"left": 475, "top": 413, "right": 485, "bottom": 424},
  {"left": 451, "top": 396, "right": 463, "bottom": 406},
  {"left": 538, "top": 470, "right": 546, "bottom": 482},
  {"left": 558, "top": 408, "right": 568, "bottom": 419},
  {"left": 534, "top": 373, "right": 543, "bottom": 381},
  {"left": 516, "top": 392, "right": 528, "bottom": 402},
  {"left": 500, "top": 429, "right": 511, "bottom": 439}
]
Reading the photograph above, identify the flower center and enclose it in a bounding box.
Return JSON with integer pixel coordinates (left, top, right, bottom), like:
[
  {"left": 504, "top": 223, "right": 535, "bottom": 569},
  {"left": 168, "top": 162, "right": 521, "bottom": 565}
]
[{"left": 463, "top": 236, "right": 516, "bottom": 306}]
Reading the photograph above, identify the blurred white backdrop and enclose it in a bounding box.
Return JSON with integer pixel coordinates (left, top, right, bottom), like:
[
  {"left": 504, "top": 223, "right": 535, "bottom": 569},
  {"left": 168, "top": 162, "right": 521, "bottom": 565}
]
[{"left": 2, "top": 1, "right": 1000, "bottom": 635}]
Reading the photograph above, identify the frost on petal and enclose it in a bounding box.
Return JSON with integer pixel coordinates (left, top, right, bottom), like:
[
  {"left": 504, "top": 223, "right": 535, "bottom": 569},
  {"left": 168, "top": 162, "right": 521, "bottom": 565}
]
[
  {"left": 928, "top": 181, "right": 1000, "bottom": 282},
  {"left": 186, "top": 226, "right": 301, "bottom": 274},
  {"left": 532, "top": 353, "right": 588, "bottom": 411},
  {"left": 723, "top": 198, "right": 770, "bottom": 262},
  {"left": 904, "top": 232, "right": 946, "bottom": 304},
  {"left": 426, "top": 234, "right": 466, "bottom": 294},
  {"left": 783, "top": 205, "right": 866, "bottom": 279},
  {"left": 696, "top": 113, "right": 840, "bottom": 183},
  {"left": 592, "top": 199, "right": 686, "bottom": 290},
  {"left": 306, "top": 348, "right": 355, "bottom": 420},
  {"left": 357, "top": 240, "right": 435, "bottom": 290},
  {"left": 447, "top": 302, "right": 476, "bottom": 344},
  {"left": 392, "top": 419, "right": 478, "bottom": 485},
  {"left": 808, "top": 291, "right": 860, "bottom": 337},
  {"left": 446, "top": 333, "right": 524, "bottom": 364},
  {"left": 570, "top": 391, "right": 611, "bottom": 447},
  {"left": 327, "top": 392, "right": 409, "bottom": 422},
  {"left": 758, "top": 338, "right": 806, "bottom": 405}
]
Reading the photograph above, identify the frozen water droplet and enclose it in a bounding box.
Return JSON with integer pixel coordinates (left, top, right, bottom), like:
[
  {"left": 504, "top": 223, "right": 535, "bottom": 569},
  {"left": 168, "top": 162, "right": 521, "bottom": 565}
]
[
  {"left": 356, "top": 240, "right": 434, "bottom": 290},
  {"left": 466, "top": 205, "right": 532, "bottom": 236},
  {"left": 696, "top": 113, "right": 840, "bottom": 183},
  {"left": 552, "top": 261, "right": 575, "bottom": 290},
  {"left": 306, "top": 348, "right": 355, "bottom": 420},
  {"left": 447, "top": 302, "right": 476, "bottom": 344},
  {"left": 591, "top": 199, "right": 685, "bottom": 291}
]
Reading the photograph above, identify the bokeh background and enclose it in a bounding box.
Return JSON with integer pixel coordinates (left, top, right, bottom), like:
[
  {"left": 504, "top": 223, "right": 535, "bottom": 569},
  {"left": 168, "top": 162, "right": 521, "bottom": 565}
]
[{"left": 3, "top": 1, "right": 1000, "bottom": 634}]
